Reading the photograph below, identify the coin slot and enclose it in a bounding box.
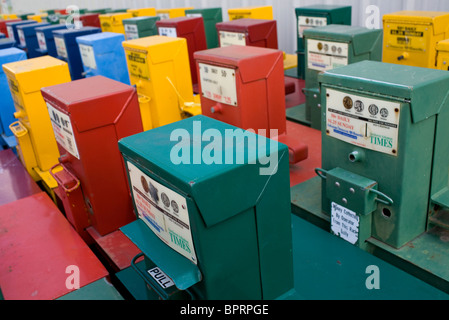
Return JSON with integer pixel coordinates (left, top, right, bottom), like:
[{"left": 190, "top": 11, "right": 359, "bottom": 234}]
[{"left": 382, "top": 208, "right": 392, "bottom": 219}]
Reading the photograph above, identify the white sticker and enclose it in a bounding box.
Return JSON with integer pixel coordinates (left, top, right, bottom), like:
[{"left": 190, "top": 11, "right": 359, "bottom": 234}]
[
  {"left": 127, "top": 161, "right": 198, "bottom": 265},
  {"left": 37, "top": 31, "right": 47, "bottom": 51},
  {"left": 331, "top": 202, "right": 359, "bottom": 245},
  {"left": 46, "top": 102, "right": 80, "bottom": 159},
  {"left": 199, "top": 63, "right": 237, "bottom": 106},
  {"left": 307, "top": 39, "right": 348, "bottom": 71},
  {"left": 75, "top": 20, "right": 83, "bottom": 28},
  {"left": 18, "top": 29, "right": 25, "bottom": 47},
  {"left": 298, "top": 16, "right": 327, "bottom": 38},
  {"left": 158, "top": 27, "right": 177, "bottom": 38},
  {"left": 219, "top": 31, "right": 246, "bottom": 47},
  {"left": 79, "top": 44, "right": 97, "bottom": 70},
  {"left": 125, "top": 24, "right": 139, "bottom": 40},
  {"left": 157, "top": 13, "right": 170, "bottom": 20},
  {"left": 55, "top": 36, "right": 68, "bottom": 58},
  {"left": 148, "top": 267, "right": 175, "bottom": 289},
  {"left": 186, "top": 13, "right": 202, "bottom": 18},
  {"left": 326, "top": 88, "right": 400, "bottom": 156},
  {"left": 7, "top": 26, "right": 14, "bottom": 40}
]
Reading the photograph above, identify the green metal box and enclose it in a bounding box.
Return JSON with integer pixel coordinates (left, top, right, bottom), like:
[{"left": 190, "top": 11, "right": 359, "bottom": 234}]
[
  {"left": 118, "top": 115, "right": 294, "bottom": 300},
  {"left": 287, "top": 25, "right": 383, "bottom": 130},
  {"left": 185, "top": 8, "right": 223, "bottom": 49},
  {"left": 86, "top": 9, "right": 111, "bottom": 14},
  {"left": 123, "top": 16, "right": 160, "bottom": 40},
  {"left": 295, "top": 5, "right": 351, "bottom": 79},
  {"left": 315, "top": 60, "right": 449, "bottom": 250}
]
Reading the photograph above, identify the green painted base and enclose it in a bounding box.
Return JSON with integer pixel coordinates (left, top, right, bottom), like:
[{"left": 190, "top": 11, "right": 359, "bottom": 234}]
[
  {"left": 116, "top": 210, "right": 449, "bottom": 300},
  {"left": 291, "top": 177, "right": 329, "bottom": 231},
  {"left": 284, "top": 67, "right": 302, "bottom": 80},
  {"left": 291, "top": 177, "right": 449, "bottom": 295},
  {"left": 286, "top": 103, "right": 311, "bottom": 127},
  {"left": 57, "top": 278, "right": 124, "bottom": 300},
  {"left": 291, "top": 215, "right": 448, "bottom": 299},
  {"left": 116, "top": 261, "right": 160, "bottom": 300},
  {"left": 369, "top": 227, "right": 449, "bottom": 294}
]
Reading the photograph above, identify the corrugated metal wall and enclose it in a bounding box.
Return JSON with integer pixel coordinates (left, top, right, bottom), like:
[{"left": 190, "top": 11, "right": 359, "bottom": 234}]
[{"left": 8, "top": 0, "right": 449, "bottom": 54}]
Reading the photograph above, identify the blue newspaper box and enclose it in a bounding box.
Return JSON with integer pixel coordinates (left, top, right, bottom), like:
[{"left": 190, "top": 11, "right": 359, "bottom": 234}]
[
  {"left": 35, "top": 24, "right": 67, "bottom": 57},
  {"left": 53, "top": 26, "right": 101, "bottom": 80},
  {"left": 0, "top": 38, "right": 16, "bottom": 49},
  {"left": 17, "top": 22, "right": 50, "bottom": 58},
  {"left": 76, "top": 32, "right": 130, "bottom": 85},
  {"left": 5, "top": 20, "right": 37, "bottom": 45},
  {"left": 0, "top": 48, "right": 27, "bottom": 147}
]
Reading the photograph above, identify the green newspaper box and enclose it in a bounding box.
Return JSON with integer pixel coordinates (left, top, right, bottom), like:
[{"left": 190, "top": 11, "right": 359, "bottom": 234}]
[
  {"left": 185, "top": 7, "right": 223, "bottom": 48},
  {"left": 123, "top": 16, "right": 160, "bottom": 40},
  {"left": 287, "top": 25, "right": 382, "bottom": 130},
  {"left": 294, "top": 5, "right": 351, "bottom": 79},
  {"left": 118, "top": 115, "right": 294, "bottom": 300}
]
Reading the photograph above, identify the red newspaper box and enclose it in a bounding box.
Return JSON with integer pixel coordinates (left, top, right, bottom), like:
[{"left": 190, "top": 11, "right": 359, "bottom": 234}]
[
  {"left": 80, "top": 13, "right": 101, "bottom": 28},
  {"left": 41, "top": 75, "right": 143, "bottom": 238},
  {"left": 194, "top": 45, "right": 308, "bottom": 164},
  {"left": 156, "top": 16, "right": 207, "bottom": 92},
  {"left": 216, "top": 18, "right": 278, "bottom": 49},
  {"left": 215, "top": 18, "right": 295, "bottom": 96},
  {"left": 0, "top": 19, "right": 21, "bottom": 38}
]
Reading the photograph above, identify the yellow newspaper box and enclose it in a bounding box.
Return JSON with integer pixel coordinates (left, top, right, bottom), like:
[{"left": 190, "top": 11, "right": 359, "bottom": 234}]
[
  {"left": 436, "top": 39, "right": 449, "bottom": 70},
  {"left": 99, "top": 12, "right": 133, "bottom": 34},
  {"left": 156, "top": 7, "right": 194, "bottom": 20},
  {"left": 122, "top": 36, "right": 200, "bottom": 131},
  {"left": 28, "top": 14, "right": 47, "bottom": 23},
  {"left": 3, "top": 56, "right": 71, "bottom": 189},
  {"left": 1, "top": 14, "right": 19, "bottom": 20},
  {"left": 383, "top": 11, "right": 449, "bottom": 68},
  {"left": 127, "top": 8, "right": 156, "bottom": 18},
  {"left": 228, "top": 6, "right": 273, "bottom": 20}
]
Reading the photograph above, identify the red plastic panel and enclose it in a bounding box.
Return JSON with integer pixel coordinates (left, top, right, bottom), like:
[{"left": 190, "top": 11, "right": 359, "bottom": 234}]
[
  {"left": 87, "top": 227, "right": 142, "bottom": 271},
  {"left": 0, "top": 149, "right": 42, "bottom": 206},
  {"left": 216, "top": 18, "right": 278, "bottom": 49},
  {"left": 0, "top": 19, "right": 21, "bottom": 37},
  {"left": 287, "top": 121, "right": 322, "bottom": 187},
  {"left": 41, "top": 76, "right": 142, "bottom": 236},
  {"left": 80, "top": 14, "right": 101, "bottom": 28},
  {"left": 195, "top": 45, "right": 287, "bottom": 136},
  {"left": 156, "top": 17, "right": 207, "bottom": 88},
  {"left": 0, "top": 192, "right": 108, "bottom": 300}
]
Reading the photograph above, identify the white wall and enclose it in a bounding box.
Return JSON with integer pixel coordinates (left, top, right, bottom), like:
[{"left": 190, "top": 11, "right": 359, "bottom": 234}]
[{"left": 8, "top": 0, "right": 449, "bottom": 54}]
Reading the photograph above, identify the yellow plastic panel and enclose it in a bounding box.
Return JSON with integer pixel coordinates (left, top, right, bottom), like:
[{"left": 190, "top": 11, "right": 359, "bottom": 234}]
[
  {"left": 383, "top": 11, "right": 449, "bottom": 68},
  {"left": 228, "top": 6, "right": 273, "bottom": 20},
  {"left": 2, "top": 56, "right": 71, "bottom": 178},
  {"left": 99, "top": 13, "right": 133, "bottom": 34},
  {"left": 127, "top": 8, "right": 156, "bottom": 17},
  {"left": 2, "top": 14, "right": 19, "bottom": 19},
  {"left": 123, "top": 36, "right": 196, "bottom": 130},
  {"left": 27, "top": 14, "right": 47, "bottom": 22},
  {"left": 156, "top": 7, "right": 194, "bottom": 19},
  {"left": 436, "top": 39, "right": 449, "bottom": 70}
]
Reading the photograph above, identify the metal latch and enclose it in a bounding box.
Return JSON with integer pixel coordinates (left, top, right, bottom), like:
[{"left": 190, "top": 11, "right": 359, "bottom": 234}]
[{"left": 316, "top": 167, "right": 393, "bottom": 215}]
